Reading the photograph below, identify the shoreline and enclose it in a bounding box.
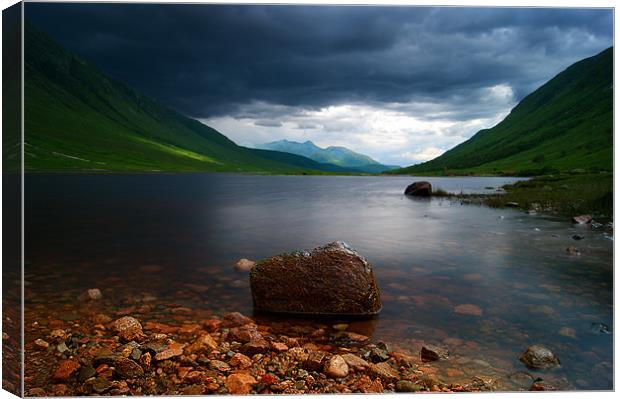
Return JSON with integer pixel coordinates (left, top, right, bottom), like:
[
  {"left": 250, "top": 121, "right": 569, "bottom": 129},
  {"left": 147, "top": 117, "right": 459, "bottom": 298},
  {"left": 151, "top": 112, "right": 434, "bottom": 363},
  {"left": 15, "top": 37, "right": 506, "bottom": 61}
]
[{"left": 24, "top": 306, "right": 556, "bottom": 396}]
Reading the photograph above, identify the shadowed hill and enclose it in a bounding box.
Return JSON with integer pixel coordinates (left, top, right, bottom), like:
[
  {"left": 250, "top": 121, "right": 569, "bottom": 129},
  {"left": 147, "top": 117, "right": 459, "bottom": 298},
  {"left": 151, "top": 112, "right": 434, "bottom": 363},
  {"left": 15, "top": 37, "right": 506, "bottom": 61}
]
[
  {"left": 24, "top": 25, "right": 354, "bottom": 174},
  {"left": 391, "top": 47, "right": 613, "bottom": 176}
]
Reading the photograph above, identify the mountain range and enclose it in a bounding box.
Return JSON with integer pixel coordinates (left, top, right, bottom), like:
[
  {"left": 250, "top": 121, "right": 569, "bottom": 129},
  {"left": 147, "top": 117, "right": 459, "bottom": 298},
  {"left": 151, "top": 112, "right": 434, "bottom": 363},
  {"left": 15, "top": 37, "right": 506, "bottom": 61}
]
[
  {"left": 256, "top": 140, "right": 399, "bottom": 173},
  {"left": 24, "top": 25, "right": 358, "bottom": 174},
  {"left": 23, "top": 24, "right": 612, "bottom": 178},
  {"left": 391, "top": 47, "right": 613, "bottom": 176}
]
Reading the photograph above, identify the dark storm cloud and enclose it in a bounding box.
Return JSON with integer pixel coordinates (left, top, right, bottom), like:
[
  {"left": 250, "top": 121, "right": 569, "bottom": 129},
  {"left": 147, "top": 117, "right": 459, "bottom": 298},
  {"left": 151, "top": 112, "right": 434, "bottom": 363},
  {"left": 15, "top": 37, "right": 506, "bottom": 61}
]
[{"left": 26, "top": 3, "right": 612, "bottom": 119}]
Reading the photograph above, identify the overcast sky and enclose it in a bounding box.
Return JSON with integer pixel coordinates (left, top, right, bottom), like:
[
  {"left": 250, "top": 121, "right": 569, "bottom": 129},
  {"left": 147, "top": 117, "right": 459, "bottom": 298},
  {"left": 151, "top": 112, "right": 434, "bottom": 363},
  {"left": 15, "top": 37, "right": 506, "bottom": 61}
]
[{"left": 27, "top": 4, "right": 613, "bottom": 166}]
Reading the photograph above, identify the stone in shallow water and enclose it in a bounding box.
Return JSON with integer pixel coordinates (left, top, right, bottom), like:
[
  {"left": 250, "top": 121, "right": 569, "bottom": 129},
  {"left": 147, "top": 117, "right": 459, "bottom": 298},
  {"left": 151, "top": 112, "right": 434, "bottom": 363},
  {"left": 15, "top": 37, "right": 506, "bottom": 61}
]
[
  {"left": 519, "top": 345, "right": 560, "bottom": 369},
  {"left": 250, "top": 241, "right": 381, "bottom": 315},
  {"left": 404, "top": 181, "right": 432, "bottom": 196},
  {"left": 421, "top": 344, "right": 449, "bottom": 362},
  {"left": 454, "top": 304, "right": 483, "bottom": 316}
]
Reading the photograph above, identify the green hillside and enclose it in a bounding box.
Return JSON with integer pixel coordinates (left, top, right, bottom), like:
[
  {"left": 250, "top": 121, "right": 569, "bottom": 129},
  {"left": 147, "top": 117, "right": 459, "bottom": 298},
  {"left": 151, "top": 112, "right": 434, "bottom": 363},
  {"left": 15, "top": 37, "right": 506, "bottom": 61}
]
[
  {"left": 23, "top": 25, "right": 352, "bottom": 174},
  {"left": 391, "top": 47, "right": 613, "bottom": 176}
]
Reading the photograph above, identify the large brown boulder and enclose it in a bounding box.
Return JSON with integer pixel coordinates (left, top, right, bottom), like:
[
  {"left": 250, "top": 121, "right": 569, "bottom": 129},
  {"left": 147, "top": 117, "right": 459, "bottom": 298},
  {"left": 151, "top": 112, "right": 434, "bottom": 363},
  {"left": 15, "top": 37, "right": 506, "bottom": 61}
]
[
  {"left": 404, "top": 181, "right": 432, "bottom": 196},
  {"left": 249, "top": 241, "right": 381, "bottom": 315}
]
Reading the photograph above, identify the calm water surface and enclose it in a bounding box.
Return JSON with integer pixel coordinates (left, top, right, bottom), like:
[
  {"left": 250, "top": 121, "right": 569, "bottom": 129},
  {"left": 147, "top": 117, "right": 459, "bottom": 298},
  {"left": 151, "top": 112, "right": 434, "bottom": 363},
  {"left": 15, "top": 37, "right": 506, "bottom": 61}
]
[{"left": 24, "top": 174, "right": 613, "bottom": 390}]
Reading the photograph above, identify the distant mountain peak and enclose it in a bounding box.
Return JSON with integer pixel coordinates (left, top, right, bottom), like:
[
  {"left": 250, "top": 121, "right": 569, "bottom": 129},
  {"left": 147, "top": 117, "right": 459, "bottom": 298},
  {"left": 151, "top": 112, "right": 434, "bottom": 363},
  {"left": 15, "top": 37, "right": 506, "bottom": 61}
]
[{"left": 256, "top": 139, "right": 399, "bottom": 173}]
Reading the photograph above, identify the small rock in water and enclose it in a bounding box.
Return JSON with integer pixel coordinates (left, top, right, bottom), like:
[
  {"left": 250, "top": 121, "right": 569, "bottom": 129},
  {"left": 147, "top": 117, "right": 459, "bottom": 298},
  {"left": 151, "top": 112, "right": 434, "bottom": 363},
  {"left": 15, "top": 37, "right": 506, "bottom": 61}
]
[
  {"left": 87, "top": 288, "right": 102, "bottom": 300},
  {"left": 572, "top": 234, "right": 585, "bottom": 240},
  {"left": 421, "top": 344, "right": 449, "bottom": 362},
  {"left": 566, "top": 246, "right": 581, "bottom": 256},
  {"left": 572, "top": 214, "right": 592, "bottom": 224},
  {"left": 324, "top": 355, "right": 349, "bottom": 378},
  {"left": 369, "top": 362, "right": 400, "bottom": 383},
  {"left": 558, "top": 327, "right": 577, "bottom": 339},
  {"left": 234, "top": 258, "right": 255, "bottom": 272},
  {"left": 404, "top": 181, "right": 432, "bottom": 196},
  {"left": 221, "top": 312, "right": 253, "bottom": 328},
  {"left": 112, "top": 316, "right": 145, "bottom": 342},
  {"left": 505, "top": 202, "right": 519, "bottom": 207},
  {"left": 519, "top": 345, "right": 560, "bottom": 369},
  {"left": 590, "top": 322, "right": 611, "bottom": 334},
  {"left": 454, "top": 304, "right": 483, "bottom": 316}
]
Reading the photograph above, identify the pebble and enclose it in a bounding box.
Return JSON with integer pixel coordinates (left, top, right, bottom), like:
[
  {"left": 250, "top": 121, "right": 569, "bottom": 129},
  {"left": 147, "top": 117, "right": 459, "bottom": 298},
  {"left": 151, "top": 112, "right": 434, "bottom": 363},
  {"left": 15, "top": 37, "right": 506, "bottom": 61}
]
[
  {"left": 87, "top": 288, "right": 102, "bottom": 300},
  {"left": 52, "top": 360, "right": 81, "bottom": 381},
  {"left": 77, "top": 365, "right": 96, "bottom": 382},
  {"left": 271, "top": 342, "right": 289, "bottom": 352},
  {"left": 234, "top": 258, "right": 255, "bottom": 271},
  {"left": 56, "top": 342, "right": 68, "bottom": 353},
  {"left": 114, "top": 357, "right": 145, "bottom": 379},
  {"left": 229, "top": 352, "right": 252, "bottom": 369},
  {"left": 154, "top": 343, "right": 184, "bottom": 360},
  {"left": 519, "top": 345, "right": 560, "bottom": 369},
  {"left": 566, "top": 246, "right": 581, "bottom": 256},
  {"left": 209, "top": 359, "right": 231, "bottom": 372},
  {"left": 34, "top": 338, "right": 49, "bottom": 349},
  {"left": 90, "top": 377, "right": 112, "bottom": 393},
  {"left": 226, "top": 373, "right": 257, "bottom": 394},
  {"left": 558, "top": 327, "right": 577, "bottom": 339},
  {"left": 303, "top": 350, "right": 326, "bottom": 371},
  {"left": 112, "top": 316, "right": 145, "bottom": 342},
  {"left": 341, "top": 353, "right": 369, "bottom": 370},
  {"left": 572, "top": 214, "right": 592, "bottom": 224},
  {"left": 369, "top": 362, "right": 400, "bottom": 383},
  {"left": 325, "top": 355, "right": 349, "bottom": 378},
  {"left": 240, "top": 339, "right": 270, "bottom": 356},
  {"left": 396, "top": 380, "right": 422, "bottom": 392},
  {"left": 222, "top": 312, "right": 253, "bottom": 328},
  {"left": 572, "top": 234, "right": 585, "bottom": 240},
  {"left": 421, "top": 344, "right": 449, "bottom": 362},
  {"left": 454, "top": 304, "right": 483, "bottom": 316},
  {"left": 185, "top": 333, "right": 218, "bottom": 353}
]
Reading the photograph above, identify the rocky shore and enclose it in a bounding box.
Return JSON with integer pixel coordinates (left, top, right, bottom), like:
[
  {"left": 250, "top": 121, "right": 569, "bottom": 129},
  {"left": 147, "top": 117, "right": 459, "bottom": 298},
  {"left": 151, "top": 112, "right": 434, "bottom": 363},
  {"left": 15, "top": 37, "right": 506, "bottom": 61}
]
[{"left": 24, "top": 305, "right": 547, "bottom": 396}]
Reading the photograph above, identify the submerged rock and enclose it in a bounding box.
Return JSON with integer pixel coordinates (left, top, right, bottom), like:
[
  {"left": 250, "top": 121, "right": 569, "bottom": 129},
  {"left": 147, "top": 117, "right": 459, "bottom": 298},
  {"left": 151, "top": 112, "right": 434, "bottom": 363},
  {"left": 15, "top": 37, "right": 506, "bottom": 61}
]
[
  {"left": 250, "top": 241, "right": 381, "bottom": 315},
  {"left": 234, "top": 258, "right": 255, "bottom": 272},
  {"left": 112, "top": 316, "right": 145, "bottom": 342},
  {"left": 590, "top": 322, "right": 611, "bottom": 334},
  {"left": 572, "top": 215, "right": 592, "bottom": 224},
  {"left": 454, "top": 304, "right": 483, "bottom": 316},
  {"left": 325, "top": 355, "right": 349, "bottom": 378},
  {"left": 519, "top": 345, "right": 560, "bottom": 369},
  {"left": 404, "top": 181, "right": 432, "bottom": 196},
  {"left": 421, "top": 344, "right": 449, "bottom": 362}
]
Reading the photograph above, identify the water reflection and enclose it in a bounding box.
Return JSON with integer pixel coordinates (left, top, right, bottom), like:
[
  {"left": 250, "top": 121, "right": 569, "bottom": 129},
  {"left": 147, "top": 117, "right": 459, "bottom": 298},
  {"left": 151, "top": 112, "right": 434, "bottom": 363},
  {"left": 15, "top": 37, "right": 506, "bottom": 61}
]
[{"left": 24, "top": 174, "right": 612, "bottom": 390}]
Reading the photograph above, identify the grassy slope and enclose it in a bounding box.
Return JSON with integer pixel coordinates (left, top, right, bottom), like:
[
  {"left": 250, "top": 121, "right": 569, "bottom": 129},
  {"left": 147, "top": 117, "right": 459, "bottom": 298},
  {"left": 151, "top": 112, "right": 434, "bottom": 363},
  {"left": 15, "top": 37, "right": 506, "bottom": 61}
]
[
  {"left": 24, "top": 26, "right": 351, "bottom": 174},
  {"left": 391, "top": 47, "right": 613, "bottom": 176}
]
